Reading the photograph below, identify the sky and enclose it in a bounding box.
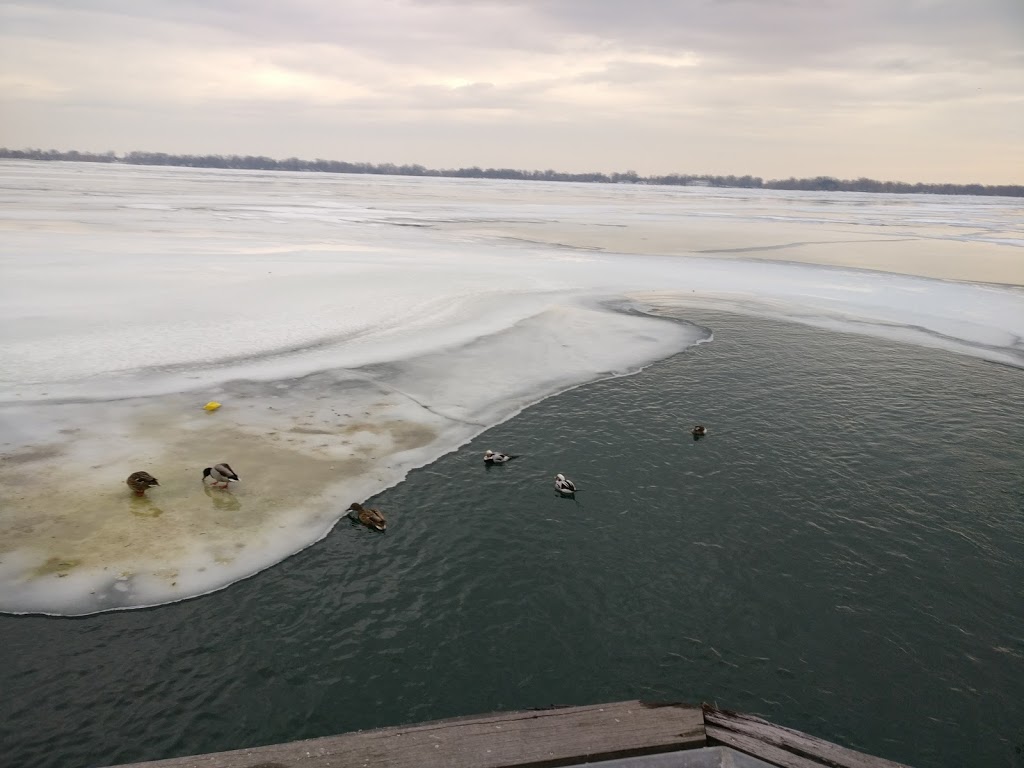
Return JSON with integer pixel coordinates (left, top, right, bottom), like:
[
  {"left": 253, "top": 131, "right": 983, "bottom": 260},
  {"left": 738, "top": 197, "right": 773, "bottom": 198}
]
[{"left": 1, "top": 0, "right": 1022, "bottom": 183}]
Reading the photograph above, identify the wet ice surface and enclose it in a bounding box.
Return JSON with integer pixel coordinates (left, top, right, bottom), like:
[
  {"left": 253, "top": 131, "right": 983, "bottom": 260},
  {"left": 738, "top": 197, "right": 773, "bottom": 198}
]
[{"left": 1, "top": 161, "right": 1022, "bottom": 615}]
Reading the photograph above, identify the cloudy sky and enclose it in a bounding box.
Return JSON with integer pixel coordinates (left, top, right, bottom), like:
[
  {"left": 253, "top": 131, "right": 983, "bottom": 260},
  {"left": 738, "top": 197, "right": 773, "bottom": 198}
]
[{"left": 2, "top": 0, "right": 1022, "bottom": 182}]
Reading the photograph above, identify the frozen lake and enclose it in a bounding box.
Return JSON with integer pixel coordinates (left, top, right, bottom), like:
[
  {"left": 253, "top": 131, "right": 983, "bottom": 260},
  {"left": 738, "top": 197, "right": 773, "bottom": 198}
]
[{"left": 1, "top": 160, "right": 1022, "bottom": 616}]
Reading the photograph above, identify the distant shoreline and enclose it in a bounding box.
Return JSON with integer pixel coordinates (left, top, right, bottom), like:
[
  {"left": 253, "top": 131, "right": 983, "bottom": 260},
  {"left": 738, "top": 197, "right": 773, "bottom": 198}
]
[{"left": 2, "top": 148, "right": 1020, "bottom": 198}]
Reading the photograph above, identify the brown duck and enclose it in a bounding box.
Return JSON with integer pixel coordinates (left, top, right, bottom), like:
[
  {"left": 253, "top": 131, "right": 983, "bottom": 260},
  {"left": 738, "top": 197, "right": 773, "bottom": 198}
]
[
  {"left": 126, "top": 471, "right": 160, "bottom": 496},
  {"left": 347, "top": 502, "right": 387, "bottom": 532}
]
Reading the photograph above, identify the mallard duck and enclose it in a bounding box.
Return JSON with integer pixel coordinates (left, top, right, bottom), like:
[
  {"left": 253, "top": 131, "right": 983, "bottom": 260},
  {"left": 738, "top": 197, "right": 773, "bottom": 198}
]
[
  {"left": 691, "top": 425, "right": 708, "bottom": 437},
  {"left": 483, "top": 449, "right": 517, "bottom": 464},
  {"left": 347, "top": 502, "right": 387, "bottom": 532},
  {"left": 554, "top": 473, "right": 577, "bottom": 496},
  {"left": 202, "top": 463, "right": 239, "bottom": 489},
  {"left": 126, "top": 471, "right": 160, "bottom": 496}
]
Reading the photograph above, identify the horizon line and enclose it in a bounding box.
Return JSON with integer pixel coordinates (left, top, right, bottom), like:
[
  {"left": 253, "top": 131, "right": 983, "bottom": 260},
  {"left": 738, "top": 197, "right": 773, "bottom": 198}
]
[{"left": 2, "top": 147, "right": 1021, "bottom": 197}]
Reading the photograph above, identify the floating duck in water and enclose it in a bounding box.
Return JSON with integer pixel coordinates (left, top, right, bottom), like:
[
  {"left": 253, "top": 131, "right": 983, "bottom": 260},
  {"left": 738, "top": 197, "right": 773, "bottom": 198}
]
[
  {"left": 202, "top": 463, "right": 239, "bottom": 489},
  {"left": 126, "top": 471, "right": 160, "bottom": 496},
  {"left": 347, "top": 502, "right": 387, "bottom": 532},
  {"left": 554, "top": 473, "right": 577, "bottom": 496},
  {"left": 484, "top": 449, "right": 518, "bottom": 465},
  {"left": 691, "top": 425, "right": 708, "bottom": 438}
]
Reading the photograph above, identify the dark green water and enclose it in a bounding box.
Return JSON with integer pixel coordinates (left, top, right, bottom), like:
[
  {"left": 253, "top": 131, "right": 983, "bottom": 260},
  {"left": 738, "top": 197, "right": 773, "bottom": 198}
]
[{"left": 2, "top": 311, "right": 1022, "bottom": 768}]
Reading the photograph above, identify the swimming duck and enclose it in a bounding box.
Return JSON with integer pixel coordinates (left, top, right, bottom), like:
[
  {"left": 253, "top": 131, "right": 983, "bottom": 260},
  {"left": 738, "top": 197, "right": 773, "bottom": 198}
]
[
  {"left": 554, "top": 473, "right": 577, "bottom": 496},
  {"left": 202, "top": 463, "right": 239, "bottom": 489},
  {"left": 484, "top": 449, "right": 518, "bottom": 464},
  {"left": 347, "top": 502, "right": 387, "bottom": 532},
  {"left": 126, "top": 471, "right": 160, "bottom": 496},
  {"left": 691, "top": 425, "right": 708, "bottom": 438}
]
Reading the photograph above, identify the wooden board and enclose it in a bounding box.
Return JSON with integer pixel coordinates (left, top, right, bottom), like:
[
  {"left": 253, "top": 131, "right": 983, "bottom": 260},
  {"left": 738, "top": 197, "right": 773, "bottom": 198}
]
[
  {"left": 111, "top": 701, "right": 706, "bottom": 768},
  {"left": 704, "top": 706, "right": 911, "bottom": 768}
]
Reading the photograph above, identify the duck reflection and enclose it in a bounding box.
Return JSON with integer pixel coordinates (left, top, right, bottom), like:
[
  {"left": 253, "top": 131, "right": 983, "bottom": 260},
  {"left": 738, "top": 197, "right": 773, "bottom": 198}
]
[
  {"left": 204, "top": 484, "right": 242, "bottom": 512},
  {"left": 129, "top": 495, "right": 165, "bottom": 518}
]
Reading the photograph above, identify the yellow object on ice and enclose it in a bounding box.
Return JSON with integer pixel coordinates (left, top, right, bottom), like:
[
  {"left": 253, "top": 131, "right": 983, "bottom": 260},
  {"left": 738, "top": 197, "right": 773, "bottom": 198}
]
[{"left": 203, "top": 401, "right": 222, "bottom": 412}]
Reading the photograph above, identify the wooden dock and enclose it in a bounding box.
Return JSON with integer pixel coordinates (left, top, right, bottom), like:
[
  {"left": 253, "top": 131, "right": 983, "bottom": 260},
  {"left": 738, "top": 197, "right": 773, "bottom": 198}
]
[{"left": 111, "top": 701, "right": 911, "bottom": 768}]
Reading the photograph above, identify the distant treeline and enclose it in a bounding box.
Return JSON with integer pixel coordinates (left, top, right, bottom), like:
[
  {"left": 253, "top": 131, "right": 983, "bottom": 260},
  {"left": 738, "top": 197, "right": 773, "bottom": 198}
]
[{"left": 2, "top": 147, "right": 1021, "bottom": 197}]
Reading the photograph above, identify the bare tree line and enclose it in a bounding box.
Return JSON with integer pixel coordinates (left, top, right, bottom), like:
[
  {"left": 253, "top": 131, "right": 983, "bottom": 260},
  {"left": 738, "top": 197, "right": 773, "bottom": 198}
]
[{"left": 2, "top": 147, "right": 1019, "bottom": 197}]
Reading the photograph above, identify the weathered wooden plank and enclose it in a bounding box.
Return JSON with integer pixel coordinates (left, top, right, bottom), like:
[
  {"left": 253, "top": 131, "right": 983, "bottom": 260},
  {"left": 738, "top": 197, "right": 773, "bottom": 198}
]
[
  {"left": 705, "top": 725, "right": 827, "bottom": 768},
  {"left": 111, "top": 701, "right": 706, "bottom": 768},
  {"left": 703, "top": 706, "right": 910, "bottom": 768}
]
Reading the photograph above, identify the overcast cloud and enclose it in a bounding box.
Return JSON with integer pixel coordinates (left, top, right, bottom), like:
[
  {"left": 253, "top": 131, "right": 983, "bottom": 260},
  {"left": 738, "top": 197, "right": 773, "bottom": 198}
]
[{"left": 2, "top": 0, "right": 1021, "bottom": 182}]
